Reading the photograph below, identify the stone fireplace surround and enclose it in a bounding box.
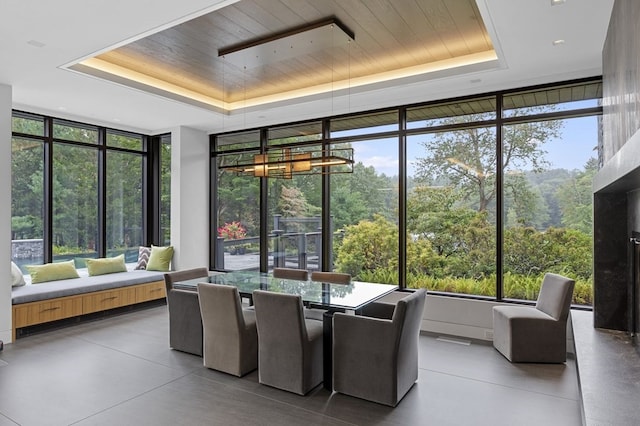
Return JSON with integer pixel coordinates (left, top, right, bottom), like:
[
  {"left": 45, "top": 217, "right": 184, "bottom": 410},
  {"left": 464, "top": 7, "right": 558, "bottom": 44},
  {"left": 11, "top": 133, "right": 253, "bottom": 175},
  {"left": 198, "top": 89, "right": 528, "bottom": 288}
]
[
  {"left": 593, "top": 129, "right": 640, "bottom": 339},
  {"left": 593, "top": 0, "right": 640, "bottom": 339}
]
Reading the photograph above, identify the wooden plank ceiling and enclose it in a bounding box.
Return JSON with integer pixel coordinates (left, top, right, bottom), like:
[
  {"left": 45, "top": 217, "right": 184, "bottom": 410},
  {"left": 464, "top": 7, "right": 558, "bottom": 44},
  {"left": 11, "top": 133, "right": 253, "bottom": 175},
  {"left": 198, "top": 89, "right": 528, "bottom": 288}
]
[{"left": 94, "top": 0, "right": 493, "bottom": 105}]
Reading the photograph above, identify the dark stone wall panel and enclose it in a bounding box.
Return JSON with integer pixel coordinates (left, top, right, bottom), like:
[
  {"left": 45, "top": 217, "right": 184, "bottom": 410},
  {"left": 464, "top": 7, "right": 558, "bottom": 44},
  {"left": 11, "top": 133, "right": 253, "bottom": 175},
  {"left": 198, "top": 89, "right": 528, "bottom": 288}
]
[
  {"left": 602, "top": 0, "right": 640, "bottom": 161},
  {"left": 594, "top": 192, "right": 628, "bottom": 329}
]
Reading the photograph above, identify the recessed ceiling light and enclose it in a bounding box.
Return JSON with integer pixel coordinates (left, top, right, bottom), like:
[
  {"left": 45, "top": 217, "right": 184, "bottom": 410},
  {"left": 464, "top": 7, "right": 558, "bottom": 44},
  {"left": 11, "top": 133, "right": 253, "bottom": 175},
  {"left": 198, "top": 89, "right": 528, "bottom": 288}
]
[
  {"left": 552, "top": 39, "right": 565, "bottom": 46},
  {"left": 113, "top": 118, "right": 121, "bottom": 122},
  {"left": 27, "top": 40, "right": 46, "bottom": 48},
  {"left": 57, "top": 106, "right": 67, "bottom": 111},
  {"left": 551, "top": 0, "right": 566, "bottom": 5}
]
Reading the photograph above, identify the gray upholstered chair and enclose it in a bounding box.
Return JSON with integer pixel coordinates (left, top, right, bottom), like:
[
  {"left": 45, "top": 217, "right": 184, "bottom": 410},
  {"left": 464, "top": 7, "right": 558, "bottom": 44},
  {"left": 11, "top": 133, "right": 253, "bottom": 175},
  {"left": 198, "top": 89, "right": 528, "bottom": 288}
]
[
  {"left": 164, "top": 267, "right": 209, "bottom": 356},
  {"left": 252, "top": 290, "right": 323, "bottom": 395},
  {"left": 492, "top": 273, "right": 575, "bottom": 363},
  {"left": 310, "top": 271, "right": 351, "bottom": 284},
  {"left": 332, "top": 289, "right": 426, "bottom": 406},
  {"left": 359, "top": 290, "right": 415, "bottom": 320},
  {"left": 273, "top": 267, "right": 309, "bottom": 281},
  {"left": 197, "top": 283, "right": 258, "bottom": 376}
]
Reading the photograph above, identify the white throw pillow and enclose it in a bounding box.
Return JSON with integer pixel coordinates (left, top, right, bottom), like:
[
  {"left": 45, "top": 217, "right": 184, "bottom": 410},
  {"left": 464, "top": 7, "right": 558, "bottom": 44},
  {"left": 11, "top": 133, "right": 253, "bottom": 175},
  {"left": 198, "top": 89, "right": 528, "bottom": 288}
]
[{"left": 11, "top": 261, "right": 26, "bottom": 287}]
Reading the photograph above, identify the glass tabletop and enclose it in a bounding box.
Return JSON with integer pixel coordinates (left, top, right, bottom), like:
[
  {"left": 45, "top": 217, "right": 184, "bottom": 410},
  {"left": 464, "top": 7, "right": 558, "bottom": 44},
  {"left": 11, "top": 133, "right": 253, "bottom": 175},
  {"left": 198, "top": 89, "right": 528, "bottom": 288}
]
[{"left": 172, "top": 271, "right": 397, "bottom": 311}]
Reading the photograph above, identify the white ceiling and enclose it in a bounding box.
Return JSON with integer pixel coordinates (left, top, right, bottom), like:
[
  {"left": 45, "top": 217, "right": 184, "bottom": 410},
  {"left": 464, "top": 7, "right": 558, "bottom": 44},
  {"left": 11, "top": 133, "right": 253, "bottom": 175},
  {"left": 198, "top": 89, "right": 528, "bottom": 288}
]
[{"left": 1, "top": 0, "right": 614, "bottom": 136}]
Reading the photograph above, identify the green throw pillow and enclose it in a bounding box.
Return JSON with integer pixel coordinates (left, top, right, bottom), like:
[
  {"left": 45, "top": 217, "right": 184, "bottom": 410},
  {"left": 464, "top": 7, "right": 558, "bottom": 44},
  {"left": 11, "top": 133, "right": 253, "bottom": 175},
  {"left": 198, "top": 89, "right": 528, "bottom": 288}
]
[
  {"left": 146, "top": 245, "right": 174, "bottom": 271},
  {"left": 86, "top": 254, "right": 127, "bottom": 276},
  {"left": 26, "top": 260, "right": 80, "bottom": 284}
]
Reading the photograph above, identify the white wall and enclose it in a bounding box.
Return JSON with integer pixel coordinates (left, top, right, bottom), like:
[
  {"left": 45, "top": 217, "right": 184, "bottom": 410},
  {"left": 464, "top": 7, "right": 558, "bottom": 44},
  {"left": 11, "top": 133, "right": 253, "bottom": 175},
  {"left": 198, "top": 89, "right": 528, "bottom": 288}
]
[
  {"left": 1, "top": 85, "right": 12, "bottom": 342},
  {"left": 170, "top": 126, "right": 209, "bottom": 270},
  {"left": 376, "top": 293, "right": 574, "bottom": 349},
  {"left": 422, "top": 295, "right": 499, "bottom": 341},
  {"left": 373, "top": 292, "right": 498, "bottom": 341}
]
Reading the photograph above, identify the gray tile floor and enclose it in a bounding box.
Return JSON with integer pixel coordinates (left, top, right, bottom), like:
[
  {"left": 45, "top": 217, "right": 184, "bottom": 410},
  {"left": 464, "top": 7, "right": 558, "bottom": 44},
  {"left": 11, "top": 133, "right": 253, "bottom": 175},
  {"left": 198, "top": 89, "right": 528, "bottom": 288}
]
[{"left": 0, "top": 305, "right": 582, "bottom": 426}]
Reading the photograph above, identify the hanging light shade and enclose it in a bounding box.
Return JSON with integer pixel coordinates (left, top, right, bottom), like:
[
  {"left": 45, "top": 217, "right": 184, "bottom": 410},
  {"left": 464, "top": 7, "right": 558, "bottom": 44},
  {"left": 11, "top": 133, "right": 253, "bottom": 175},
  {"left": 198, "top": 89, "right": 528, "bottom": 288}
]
[{"left": 220, "top": 146, "right": 354, "bottom": 179}]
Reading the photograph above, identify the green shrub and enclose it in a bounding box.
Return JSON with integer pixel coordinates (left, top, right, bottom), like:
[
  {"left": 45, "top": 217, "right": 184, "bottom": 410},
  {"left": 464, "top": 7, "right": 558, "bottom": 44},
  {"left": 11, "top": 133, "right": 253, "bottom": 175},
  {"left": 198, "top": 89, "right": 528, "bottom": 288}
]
[
  {"left": 503, "top": 226, "right": 592, "bottom": 279},
  {"left": 335, "top": 215, "right": 398, "bottom": 278},
  {"left": 406, "top": 271, "right": 592, "bottom": 305}
]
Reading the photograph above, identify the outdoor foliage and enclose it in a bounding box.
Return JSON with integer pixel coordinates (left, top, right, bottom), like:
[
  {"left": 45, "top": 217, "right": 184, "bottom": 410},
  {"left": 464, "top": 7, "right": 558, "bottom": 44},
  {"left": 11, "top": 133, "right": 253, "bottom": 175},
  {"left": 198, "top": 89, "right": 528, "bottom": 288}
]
[
  {"left": 335, "top": 215, "right": 398, "bottom": 279},
  {"left": 11, "top": 117, "right": 165, "bottom": 260},
  {"left": 503, "top": 226, "right": 592, "bottom": 279},
  {"left": 414, "top": 111, "right": 561, "bottom": 212}
]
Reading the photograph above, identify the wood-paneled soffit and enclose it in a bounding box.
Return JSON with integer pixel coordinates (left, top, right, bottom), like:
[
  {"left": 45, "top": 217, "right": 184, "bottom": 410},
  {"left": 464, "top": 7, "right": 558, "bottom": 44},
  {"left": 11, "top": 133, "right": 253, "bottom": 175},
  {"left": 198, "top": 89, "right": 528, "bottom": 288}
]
[{"left": 66, "top": 0, "right": 497, "bottom": 113}]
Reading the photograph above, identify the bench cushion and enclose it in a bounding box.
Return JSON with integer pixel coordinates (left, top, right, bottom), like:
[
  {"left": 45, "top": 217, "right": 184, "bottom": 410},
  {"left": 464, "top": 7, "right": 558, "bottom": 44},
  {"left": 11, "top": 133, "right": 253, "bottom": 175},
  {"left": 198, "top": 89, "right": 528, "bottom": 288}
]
[{"left": 12, "top": 269, "right": 165, "bottom": 305}]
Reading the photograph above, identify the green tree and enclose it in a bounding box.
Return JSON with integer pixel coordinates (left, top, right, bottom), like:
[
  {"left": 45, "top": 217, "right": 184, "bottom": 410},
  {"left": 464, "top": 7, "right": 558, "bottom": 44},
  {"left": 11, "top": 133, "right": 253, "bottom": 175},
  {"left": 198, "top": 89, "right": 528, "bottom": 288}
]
[
  {"left": 52, "top": 144, "right": 98, "bottom": 253},
  {"left": 11, "top": 138, "right": 44, "bottom": 239},
  {"left": 331, "top": 162, "right": 397, "bottom": 229},
  {"left": 217, "top": 153, "right": 261, "bottom": 236},
  {"left": 407, "top": 186, "right": 476, "bottom": 256},
  {"left": 526, "top": 168, "right": 572, "bottom": 228},
  {"left": 556, "top": 158, "right": 597, "bottom": 235},
  {"left": 335, "top": 215, "right": 398, "bottom": 279},
  {"left": 503, "top": 226, "right": 592, "bottom": 279},
  {"left": 504, "top": 175, "right": 549, "bottom": 228},
  {"left": 414, "top": 111, "right": 562, "bottom": 212},
  {"left": 406, "top": 185, "right": 495, "bottom": 278},
  {"left": 278, "top": 186, "right": 311, "bottom": 218}
]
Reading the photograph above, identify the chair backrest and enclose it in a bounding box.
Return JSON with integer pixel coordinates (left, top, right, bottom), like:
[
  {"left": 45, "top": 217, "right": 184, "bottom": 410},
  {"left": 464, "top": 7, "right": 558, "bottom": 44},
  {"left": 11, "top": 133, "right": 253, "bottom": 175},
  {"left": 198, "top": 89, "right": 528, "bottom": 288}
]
[
  {"left": 392, "top": 289, "right": 427, "bottom": 343},
  {"left": 164, "top": 267, "right": 209, "bottom": 291},
  {"left": 197, "top": 283, "right": 246, "bottom": 333},
  {"left": 273, "top": 267, "right": 309, "bottom": 281},
  {"left": 197, "top": 282, "right": 258, "bottom": 376},
  {"left": 310, "top": 271, "right": 351, "bottom": 285},
  {"left": 535, "top": 273, "right": 575, "bottom": 321},
  {"left": 253, "top": 290, "right": 307, "bottom": 350},
  {"left": 392, "top": 289, "right": 426, "bottom": 388}
]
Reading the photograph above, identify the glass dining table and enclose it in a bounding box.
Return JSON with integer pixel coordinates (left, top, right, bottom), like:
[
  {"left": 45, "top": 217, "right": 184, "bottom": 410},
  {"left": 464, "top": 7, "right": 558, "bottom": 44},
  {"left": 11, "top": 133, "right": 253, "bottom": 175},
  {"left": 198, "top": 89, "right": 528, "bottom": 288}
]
[{"left": 173, "top": 270, "right": 398, "bottom": 390}]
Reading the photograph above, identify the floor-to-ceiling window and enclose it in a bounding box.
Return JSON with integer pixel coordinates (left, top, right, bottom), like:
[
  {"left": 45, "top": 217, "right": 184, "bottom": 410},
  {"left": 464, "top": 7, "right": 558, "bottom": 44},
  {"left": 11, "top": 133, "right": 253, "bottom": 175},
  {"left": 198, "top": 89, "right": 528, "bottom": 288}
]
[
  {"left": 406, "top": 98, "right": 497, "bottom": 296},
  {"left": 500, "top": 85, "right": 599, "bottom": 305},
  {"left": 159, "top": 134, "right": 172, "bottom": 246},
  {"left": 330, "top": 111, "right": 400, "bottom": 284},
  {"left": 214, "top": 131, "right": 261, "bottom": 271},
  {"left": 105, "top": 130, "right": 145, "bottom": 262},
  {"left": 52, "top": 142, "right": 99, "bottom": 265},
  {"left": 266, "top": 123, "right": 323, "bottom": 273},
  {"left": 11, "top": 113, "right": 45, "bottom": 272},
  {"left": 211, "top": 78, "right": 601, "bottom": 306},
  {"left": 10, "top": 112, "right": 164, "bottom": 269}
]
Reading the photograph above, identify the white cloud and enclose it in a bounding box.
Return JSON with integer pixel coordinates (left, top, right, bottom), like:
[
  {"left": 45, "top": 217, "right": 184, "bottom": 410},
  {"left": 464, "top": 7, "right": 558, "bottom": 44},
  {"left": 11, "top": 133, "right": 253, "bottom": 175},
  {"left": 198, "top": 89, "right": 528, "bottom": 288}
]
[{"left": 359, "top": 155, "right": 399, "bottom": 175}]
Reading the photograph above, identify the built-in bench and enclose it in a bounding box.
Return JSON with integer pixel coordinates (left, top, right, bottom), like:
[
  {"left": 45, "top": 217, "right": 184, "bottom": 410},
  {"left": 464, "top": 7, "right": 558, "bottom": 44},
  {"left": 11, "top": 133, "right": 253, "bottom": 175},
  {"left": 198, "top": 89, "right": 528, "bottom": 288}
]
[{"left": 11, "top": 268, "right": 167, "bottom": 340}]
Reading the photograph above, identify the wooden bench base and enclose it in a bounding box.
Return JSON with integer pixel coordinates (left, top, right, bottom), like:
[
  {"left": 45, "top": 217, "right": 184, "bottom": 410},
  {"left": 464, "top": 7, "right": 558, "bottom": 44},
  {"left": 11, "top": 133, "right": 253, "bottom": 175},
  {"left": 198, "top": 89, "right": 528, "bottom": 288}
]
[{"left": 12, "top": 280, "right": 166, "bottom": 341}]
